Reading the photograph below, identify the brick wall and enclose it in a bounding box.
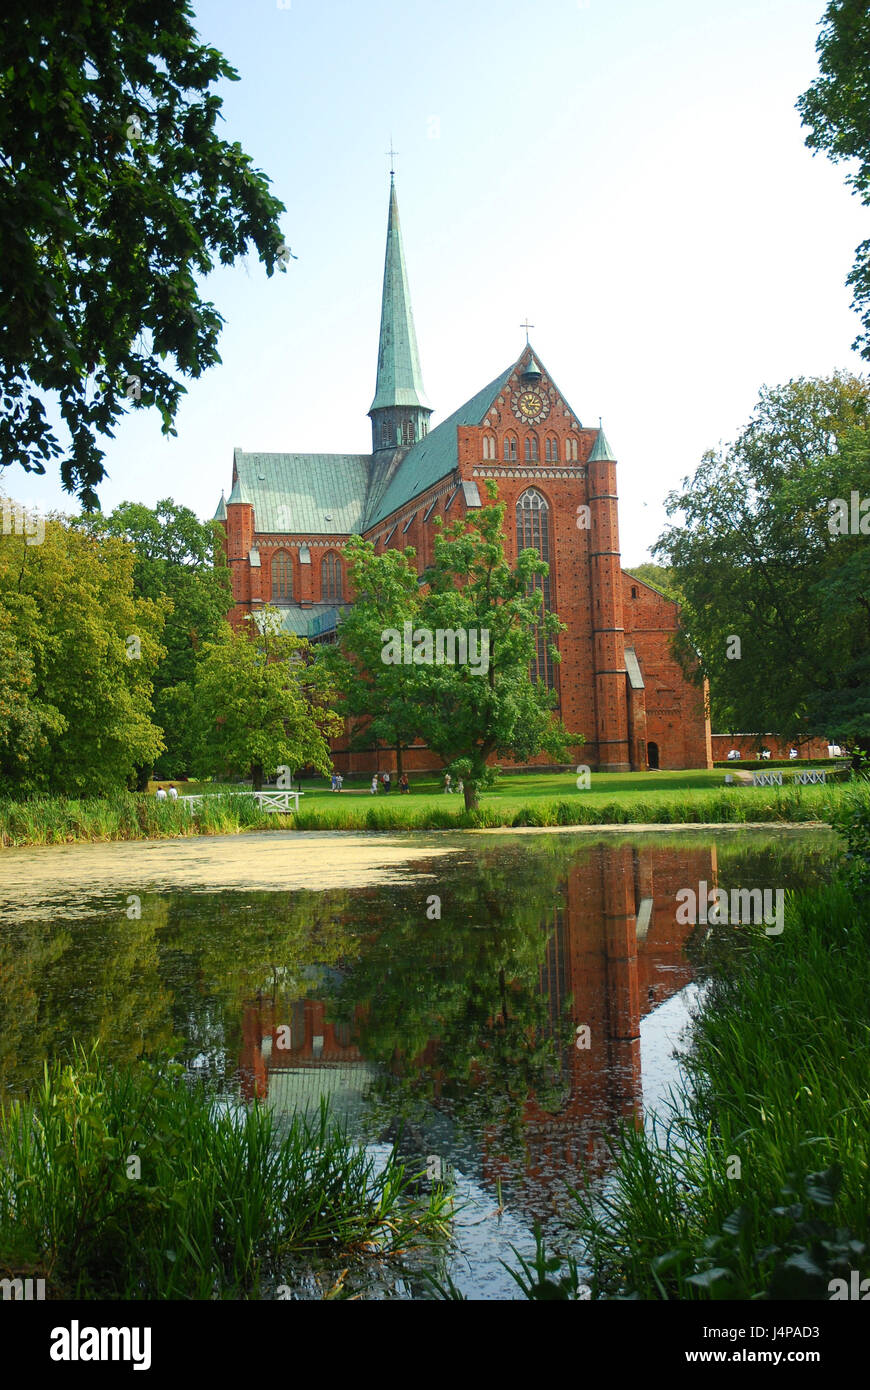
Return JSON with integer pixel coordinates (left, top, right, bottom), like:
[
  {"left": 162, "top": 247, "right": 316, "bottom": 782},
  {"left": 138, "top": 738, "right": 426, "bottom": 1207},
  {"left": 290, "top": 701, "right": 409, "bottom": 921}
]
[{"left": 710, "top": 733, "right": 833, "bottom": 761}]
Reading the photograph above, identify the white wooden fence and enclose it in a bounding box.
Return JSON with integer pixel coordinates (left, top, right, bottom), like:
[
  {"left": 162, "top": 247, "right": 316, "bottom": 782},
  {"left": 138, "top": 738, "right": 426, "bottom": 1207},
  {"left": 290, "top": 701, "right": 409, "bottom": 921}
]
[
  {"left": 750, "top": 769, "right": 827, "bottom": 787},
  {"left": 178, "top": 789, "right": 303, "bottom": 814}
]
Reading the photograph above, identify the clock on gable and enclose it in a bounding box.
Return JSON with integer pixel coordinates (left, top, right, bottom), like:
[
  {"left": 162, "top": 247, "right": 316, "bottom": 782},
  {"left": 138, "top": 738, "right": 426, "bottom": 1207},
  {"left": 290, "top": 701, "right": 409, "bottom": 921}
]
[{"left": 512, "top": 387, "right": 549, "bottom": 425}]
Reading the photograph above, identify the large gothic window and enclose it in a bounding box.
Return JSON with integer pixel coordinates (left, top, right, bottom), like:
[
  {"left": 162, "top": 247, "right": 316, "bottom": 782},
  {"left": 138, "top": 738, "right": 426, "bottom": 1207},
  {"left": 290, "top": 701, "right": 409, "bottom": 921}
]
[
  {"left": 321, "top": 551, "right": 343, "bottom": 602},
  {"left": 271, "top": 550, "right": 293, "bottom": 602},
  {"left": 516, "top": 489, "right": 555, "bottom": 689}
]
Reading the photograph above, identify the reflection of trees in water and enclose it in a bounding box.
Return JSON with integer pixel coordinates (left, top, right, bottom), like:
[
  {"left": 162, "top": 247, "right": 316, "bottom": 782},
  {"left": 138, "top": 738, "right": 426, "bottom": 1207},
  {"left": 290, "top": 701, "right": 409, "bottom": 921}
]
[
  {"left": 0, "top": 901, "right": 176, "bottom": 1096},
  {"left": 328, "top": 845, "right": 583, "bottom": 1159},
  {"left": 683, "top": 835, "right": 840, "bottom": 981},
  {"left": 157, "top": 886, "right": 361, "bottom": 1075},
  {"left": 0, "top": 887, "right": 361, "bottom": 1099}
]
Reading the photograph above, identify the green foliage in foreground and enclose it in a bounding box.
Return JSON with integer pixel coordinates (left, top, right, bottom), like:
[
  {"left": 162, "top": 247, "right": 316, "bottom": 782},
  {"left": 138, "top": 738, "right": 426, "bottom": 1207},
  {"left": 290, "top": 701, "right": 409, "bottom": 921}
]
[
  {"left": 0, "top": 779, "right": 866, "bottom": 846},
  {"left": 569, "top": 849, "right": 870, "bottom": 1298},
  {"left": 0, "top": 1049, "right": 452, "bottom": 1300}
]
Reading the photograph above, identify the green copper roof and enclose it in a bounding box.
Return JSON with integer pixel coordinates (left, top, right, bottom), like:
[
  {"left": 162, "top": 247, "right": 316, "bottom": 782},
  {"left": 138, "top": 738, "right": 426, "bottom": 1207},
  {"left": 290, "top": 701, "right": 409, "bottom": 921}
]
[
  {"left": 365, "top": 363, "right": 515, "bottom": 527},
  {"left": 588, "top": 426, "right": 616, "bottom": 462},
  {"left": 232, "top": 451, "right": 370, "bottom": 534},
  {"left": 256, "top": 603, "right": 349, "bottom": 638},
  {"left": 369, "top": 176, "right": 430, "bottom": 413},
  {"left": 213, "top": 491, "right": 227, "bottom": 521}
]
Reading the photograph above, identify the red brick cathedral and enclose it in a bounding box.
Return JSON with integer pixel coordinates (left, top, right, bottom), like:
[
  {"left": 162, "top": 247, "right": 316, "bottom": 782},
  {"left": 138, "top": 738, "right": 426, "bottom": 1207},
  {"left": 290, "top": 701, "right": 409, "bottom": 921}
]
[{"left": 216, "top": 176, "right": 711, "bottom": 773}]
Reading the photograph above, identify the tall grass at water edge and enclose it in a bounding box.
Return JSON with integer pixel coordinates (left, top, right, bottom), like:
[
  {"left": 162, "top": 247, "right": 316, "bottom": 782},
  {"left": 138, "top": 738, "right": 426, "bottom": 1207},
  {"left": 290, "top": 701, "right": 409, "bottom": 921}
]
[
  {"left": 0, "top": 1048, "right": 453, "bottom": 1299},
  {"left": 567, "top": 871, "right": 870, "bottom": 1299}
]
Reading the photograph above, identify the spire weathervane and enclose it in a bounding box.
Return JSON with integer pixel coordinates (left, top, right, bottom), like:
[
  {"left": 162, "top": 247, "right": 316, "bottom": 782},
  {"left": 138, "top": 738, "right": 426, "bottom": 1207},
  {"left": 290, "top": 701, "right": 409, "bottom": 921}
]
[
  {"left": 520, "top": 318, "right": 534, "bottom": 344},
  {"left": 387, "top": 139, "right": 398, "bottom": 177}
]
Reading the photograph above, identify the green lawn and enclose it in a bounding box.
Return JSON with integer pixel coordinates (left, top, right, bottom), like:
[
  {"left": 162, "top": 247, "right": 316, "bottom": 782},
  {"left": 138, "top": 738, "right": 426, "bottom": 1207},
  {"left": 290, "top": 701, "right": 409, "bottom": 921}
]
[
  {"left": 285, "top": 765, "right": 851, "bottom": 831},
  {"left": 296, "top": 765, "right": 829, "bottom": 809}
]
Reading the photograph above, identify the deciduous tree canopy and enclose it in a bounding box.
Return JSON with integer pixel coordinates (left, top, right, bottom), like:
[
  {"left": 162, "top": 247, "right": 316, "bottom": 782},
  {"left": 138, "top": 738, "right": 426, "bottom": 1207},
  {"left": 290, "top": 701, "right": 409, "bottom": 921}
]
[
  {"left": 654, "top": 373, "right": 870, "bottom": 746},
  {"left": 799, "top": 0, "right": 870, "bottom": 360},
  {"left": 0, "top": 1, "right": 287, "bottom": 506},
  {"left": 0, "top": 510, "right": 167, "bottom": 793}
]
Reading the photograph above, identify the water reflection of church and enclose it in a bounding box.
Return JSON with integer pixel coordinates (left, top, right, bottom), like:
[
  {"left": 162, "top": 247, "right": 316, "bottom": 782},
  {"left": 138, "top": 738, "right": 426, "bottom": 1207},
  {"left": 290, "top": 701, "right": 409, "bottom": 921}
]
[{"left": 237, "top": 842, "right": 717, "bottom": 1205}]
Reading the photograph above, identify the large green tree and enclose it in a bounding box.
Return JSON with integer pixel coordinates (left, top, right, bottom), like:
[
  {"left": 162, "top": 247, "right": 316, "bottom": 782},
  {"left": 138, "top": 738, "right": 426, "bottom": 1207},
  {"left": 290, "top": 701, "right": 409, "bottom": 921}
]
[
  {"left": 798, "top": 1, "right": 870, "bottom": 360},
  {"left": 0, "top": 0, "right": 287, "bottom": 506},
  {"left": 654, "top": 373, "right": 870, "bottom": 746},
  {"left": 190, "top": 611, "right": 342, "bottom": 790},
  {"left": 0, "top": 512, "right": 167, "bottom": 793},
  {"left": 79, "top": 499, "right": 231, "bottom": 778}
]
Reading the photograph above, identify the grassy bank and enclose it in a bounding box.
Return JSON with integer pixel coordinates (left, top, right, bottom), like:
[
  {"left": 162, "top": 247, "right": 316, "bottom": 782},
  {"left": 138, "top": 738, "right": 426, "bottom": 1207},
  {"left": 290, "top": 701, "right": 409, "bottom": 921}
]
[
  {"left": 570, "top": 869, "right": 870, "bottom": 1298},
  {"left": 0, "top": 773, "right": 864, "bottom": 846},
  {"left": 0, "top": 1048, "right": 452, "bottom": 1300}
]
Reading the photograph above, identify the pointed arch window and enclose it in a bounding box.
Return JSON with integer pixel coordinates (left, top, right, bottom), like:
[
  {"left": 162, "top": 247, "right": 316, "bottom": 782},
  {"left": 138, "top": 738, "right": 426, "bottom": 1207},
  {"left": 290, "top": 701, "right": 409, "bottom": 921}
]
[
  {"left": 271, "top": 550, "right": 293, "bottom": 602},
  {"left": 565, "top": 436, "right": 578, "bottom": 461},
  {"left": 524, "top": 435, "right": 539, "bottom": 462},
  {"left": 322, "top": 551, "right": 343, "bottom": 602},
  {"left": 516, "top": 489, "right": 555, "bottom": 689},
  {"left": 545, "top": 437, "right": 560, "bottom": 463},
  {"left": 503, "top": 434, "right": 518, "bottom": 462},
  {"left": 483, "top": 434, "right": 496, "bottom": 460}
]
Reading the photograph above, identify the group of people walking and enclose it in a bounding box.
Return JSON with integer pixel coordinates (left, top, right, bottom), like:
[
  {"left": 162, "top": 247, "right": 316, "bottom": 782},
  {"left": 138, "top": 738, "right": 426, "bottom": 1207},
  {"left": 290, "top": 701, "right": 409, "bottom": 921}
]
[
  {"left": 442, "top": 773, "right": 464, "bottom": 795},
  {"left": 370, "top": 771, "right": 410, "bottom": 794}
]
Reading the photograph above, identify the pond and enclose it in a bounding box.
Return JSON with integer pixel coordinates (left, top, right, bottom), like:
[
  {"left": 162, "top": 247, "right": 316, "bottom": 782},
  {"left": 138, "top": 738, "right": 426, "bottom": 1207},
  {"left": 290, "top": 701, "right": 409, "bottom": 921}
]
[{"left": 0, "top": 826, "right": 840, "bottom": 1299}]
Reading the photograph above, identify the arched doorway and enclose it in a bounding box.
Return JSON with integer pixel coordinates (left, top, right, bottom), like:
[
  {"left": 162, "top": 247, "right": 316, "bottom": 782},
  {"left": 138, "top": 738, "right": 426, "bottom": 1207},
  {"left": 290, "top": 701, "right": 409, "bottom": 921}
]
[{"left": 647, "top": 741, "right": 660, "bottom": 770}]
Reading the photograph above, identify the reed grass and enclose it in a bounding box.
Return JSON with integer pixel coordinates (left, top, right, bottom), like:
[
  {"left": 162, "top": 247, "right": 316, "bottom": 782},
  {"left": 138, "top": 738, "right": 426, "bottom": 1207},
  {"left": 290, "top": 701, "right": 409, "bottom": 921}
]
[
  {"left": 0, "top": 1048, "right": 453, "bottom": 1299},
  {"left": 569, "top": 873, "right": 870, "bottom": 1299}
]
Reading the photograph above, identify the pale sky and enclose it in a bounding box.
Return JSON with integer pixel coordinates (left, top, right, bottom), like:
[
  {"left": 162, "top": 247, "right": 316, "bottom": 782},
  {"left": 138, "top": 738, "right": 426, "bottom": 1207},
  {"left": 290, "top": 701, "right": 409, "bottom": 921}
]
[{"left": 11, "top": 0, "right": 868, "bottom": 563}]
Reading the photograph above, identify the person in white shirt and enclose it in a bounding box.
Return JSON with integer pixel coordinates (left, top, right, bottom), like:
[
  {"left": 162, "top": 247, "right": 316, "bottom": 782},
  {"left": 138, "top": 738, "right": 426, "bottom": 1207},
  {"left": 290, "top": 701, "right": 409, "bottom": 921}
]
[
  {"left": 156, "top": 786, "right": 167, "bottom": 801},
  {"left": 167, "top": 784, "right": 178, "bottom": 801}
]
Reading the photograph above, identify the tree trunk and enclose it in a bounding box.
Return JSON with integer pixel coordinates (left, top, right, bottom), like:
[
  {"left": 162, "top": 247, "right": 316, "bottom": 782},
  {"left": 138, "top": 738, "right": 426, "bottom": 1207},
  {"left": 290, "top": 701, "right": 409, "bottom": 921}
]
[
  {"left": 464, "top": 782, "right": 478, "bottom": 812},
  {"left": 251, "top": 762, "right": 264, "bottom": 791}
]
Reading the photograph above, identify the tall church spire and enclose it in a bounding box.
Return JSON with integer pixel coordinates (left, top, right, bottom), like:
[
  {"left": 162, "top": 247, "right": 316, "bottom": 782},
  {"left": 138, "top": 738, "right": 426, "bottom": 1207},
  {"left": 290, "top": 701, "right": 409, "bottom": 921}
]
[{"left": 369, "top": 173, "right": 432, "bottom": 454}]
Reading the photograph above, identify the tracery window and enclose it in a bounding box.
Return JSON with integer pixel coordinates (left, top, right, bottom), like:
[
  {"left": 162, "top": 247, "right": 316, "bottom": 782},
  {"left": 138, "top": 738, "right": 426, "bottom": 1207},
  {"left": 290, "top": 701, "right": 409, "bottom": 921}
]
[
  {"left": 321, "top": 551, "right": 343, "bottom": 602},
  {"left": 271, "top": 550, "right": 293, "bottom": 601},
  {"left": 516, "top": 488, "right": 555, "bottom": 689}
]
